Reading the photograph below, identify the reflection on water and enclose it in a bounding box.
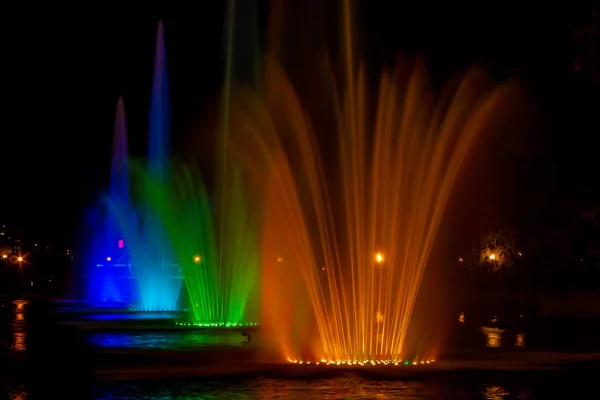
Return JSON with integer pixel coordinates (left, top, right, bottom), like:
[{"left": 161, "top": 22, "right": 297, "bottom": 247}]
[
  {"left": 10, "top": 331, "right": 27, "bottom": 351},
  {"left": 481, "top": 326, "right": 505, "bottom": 348},
  {"left": 479, "top": 326, "right": 527, "bottom": 349},
  {"left": 2, "top": 375, "right": 586, "bottom": 400},
  {"left": 482, "top": 384, "right": 509, "bottom": 399},
  {"left": 8, "top": 300, "right": 29, "bottom": 352},
  {"left": 515, "top": 332, "right": 526, "bottom": 348},
  {"left": 87, "top": 330, "right": 255, "bottom": 350},
  {"left": 83, "top": 312, "right": 179, "bottom": 321},
  {"left": 91, "top": 377, "right": 439, "bottom": 399},
  {"left": 12, "top": 300, "right": 27, "bottom": 322}
]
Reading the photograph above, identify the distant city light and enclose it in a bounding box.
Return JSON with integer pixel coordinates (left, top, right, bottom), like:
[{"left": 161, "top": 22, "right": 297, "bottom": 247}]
[
  {"left": 2, "top": 254, "right": 6, "bottom": 259},
  {"left": 106, "top": 257, "right": 112, "bottom": 262},
  {"left": 17, "top": 256, "right": 23, "bottom": 262},
  {"left": 489, "top": 254, "right": 496, "bottom": 260}
]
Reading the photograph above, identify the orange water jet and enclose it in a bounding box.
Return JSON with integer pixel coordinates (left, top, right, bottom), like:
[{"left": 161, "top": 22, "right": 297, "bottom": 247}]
[{"left": 229, "top": 0, "right": 518, "bottom": 363}]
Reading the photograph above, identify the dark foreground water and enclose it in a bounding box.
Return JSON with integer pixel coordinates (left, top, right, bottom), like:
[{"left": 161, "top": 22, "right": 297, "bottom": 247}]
[
  {"left": 2, "top": 299, "right": 599, "bottom": 399},
  {"left": 5, "top": 368, "right": 598, "bottom": 399}
]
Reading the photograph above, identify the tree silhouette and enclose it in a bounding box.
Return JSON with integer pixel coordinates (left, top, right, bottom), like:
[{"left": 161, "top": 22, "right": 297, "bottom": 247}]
[{"left": 479, "top": 227, "right": 518, "bottom": 272}]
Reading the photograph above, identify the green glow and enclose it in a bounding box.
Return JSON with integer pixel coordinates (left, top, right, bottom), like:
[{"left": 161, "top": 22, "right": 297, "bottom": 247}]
[
  {"left": 175, "top": 321, "right": 259, "bottom": 328},
  {"left": 136, "top": 161, "right": 260, "bottom": 325}
]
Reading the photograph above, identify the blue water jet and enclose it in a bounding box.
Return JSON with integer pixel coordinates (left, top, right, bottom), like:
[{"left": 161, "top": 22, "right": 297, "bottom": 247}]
[
  {"left": 83, "top": 21, "right": 182, "bottom": 310},
  {"left": 104, "top": 20, "right": 182, "bottom": 311},
  {"left": 82, "top": 97, "right": 135, "bottom": 304}
]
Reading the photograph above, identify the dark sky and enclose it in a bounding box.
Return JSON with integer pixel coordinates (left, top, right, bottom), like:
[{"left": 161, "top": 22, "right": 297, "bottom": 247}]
[{"left": 3, "top": 0, "right": 599, "bottom": 246}]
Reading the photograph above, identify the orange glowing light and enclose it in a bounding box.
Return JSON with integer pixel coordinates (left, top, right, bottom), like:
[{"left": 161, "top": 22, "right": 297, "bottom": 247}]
[
  {"left": 17, "top": 256, "right": 23, "bottom": 262},
  {"left": 2, "top": 254, "right": 7, "bottom": 259},
  {"left": 255, "top": 0, "right": 513, "bottom": 364},
  {"left": 194, "top": 255, "right": 201, "bottom": 263},
  {"left": 489, "top": 254, "right": 496, "bottom": 260}
]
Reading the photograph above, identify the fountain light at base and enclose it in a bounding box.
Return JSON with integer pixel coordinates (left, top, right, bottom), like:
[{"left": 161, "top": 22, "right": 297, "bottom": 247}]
[
  {"left": 230, "top": 0, "right": 520, "bottom": 363},
  {"left": 174, "top": 321, "right": 259, "bottom": 328},
  {"left": 285, "top": 359, "right": 436, "bottom": 367}
]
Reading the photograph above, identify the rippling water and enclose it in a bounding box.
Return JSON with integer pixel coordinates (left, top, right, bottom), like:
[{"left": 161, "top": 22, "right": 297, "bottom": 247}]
[
  {"left": 6, "top": 375, "right": 546, "bottom": 399},
  {"left": 2, "top": 301, "right": 599, "bottom": 399},
  {"left": 87, "top": 330, "right": 255, "bottom": 350},
  {"left": 8, "top": 373, "right": 592, "bottom": 399}
]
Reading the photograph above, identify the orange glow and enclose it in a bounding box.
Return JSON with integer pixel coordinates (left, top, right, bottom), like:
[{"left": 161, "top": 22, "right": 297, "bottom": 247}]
[
  {"left": 17, "top": 256, "right": 23, "bottom": 262},
  {"left": 489, "top": 254, "right": 496, "bottom": 260},
  {"left": 243, "top": 0, "right": 517, "bottom": 363},
  {"left": 285, "top": 358, "right": 435, "bottom": 366}
]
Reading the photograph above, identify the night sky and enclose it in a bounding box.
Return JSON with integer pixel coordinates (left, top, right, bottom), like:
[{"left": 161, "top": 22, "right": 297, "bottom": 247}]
[{"left": 3, "top": 0, "right": 599, "bottom": 247}]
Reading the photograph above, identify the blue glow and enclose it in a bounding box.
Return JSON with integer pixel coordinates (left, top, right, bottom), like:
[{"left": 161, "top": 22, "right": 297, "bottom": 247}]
[
  {"left": 81, "top": 97, "right": 134, "bottom": 304},
  {"left": 81, "top": 21, "right": 182, "bottom": 310}
]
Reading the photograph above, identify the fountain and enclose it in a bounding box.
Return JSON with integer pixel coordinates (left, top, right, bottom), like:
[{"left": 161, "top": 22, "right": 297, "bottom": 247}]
[
  {"left": 82, "top": 97, "right": 135, "bottom": 305},
  {"left": 140, "top": 1, "right": 262, "bottom": 326},
  {"left": 138, "top": 160, "right": 260, "bottom": 326},
  {"left": 82, "top": 21, "right": 183, "bottom": 311},
  {"left": 82, "top": 15, "right": 260, "bottom": 323},
  {"left": 226, "top": 0, "right": 518, "bottom": 363},
  {"left": 102, "top": 21, "right": 183, "bottom": 312}
]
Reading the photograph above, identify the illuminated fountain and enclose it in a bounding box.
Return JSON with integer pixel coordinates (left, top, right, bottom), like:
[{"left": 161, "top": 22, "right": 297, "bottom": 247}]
[
  {"left": 140, "top": 2, "right": 261, "bottom": 326},
  {"left": 228, "top": 0, "right": 518, "bottom": 364},
  {"left": 138, "top": 160, "right": 260, "bottom": 327},
  {"left": 82, "top": 97, "right": 135, "bottom": 304},
  {"left": 84, "top": 21, "right": 183, "bottom": 311}
]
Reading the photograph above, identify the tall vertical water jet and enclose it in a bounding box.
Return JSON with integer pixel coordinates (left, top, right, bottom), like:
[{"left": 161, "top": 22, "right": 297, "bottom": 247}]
[
  {"left": 83, "top": 96, "right": 134, "bottom": 303},
  {"left": 142, "top": 1, "right": 261, "bottom": 325},
  {"left": 148, "top": 20, "right": 170, "bottom": 181},
  {"left": 110, "top": 96, "right": 130, "bottom": 204},
  {"left": 102, "top": 21, "right": 182, "bottom": 311},
  {"left": 210, "top": 0, "right": 262, "bottom": 324},
  {"left": 228, "top": 0, "right": 519, "bottom": 362}
]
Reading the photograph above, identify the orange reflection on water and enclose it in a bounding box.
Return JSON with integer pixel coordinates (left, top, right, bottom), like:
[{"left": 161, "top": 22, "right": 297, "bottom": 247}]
[
  {"left": 483, "top": 384, "right": 508, "bottom": 399},
  {"left": 480, "top": 326, "right": 504, "bottom": 348},
  {"left": 12, "top": 300, "right": 28, "bottom": 322},
  {"left": 11, "top": 331, "right": 27, "bottom": 351},
  {"left": 515, "top": 332, "right": 526, "bottom": 348}
]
